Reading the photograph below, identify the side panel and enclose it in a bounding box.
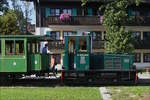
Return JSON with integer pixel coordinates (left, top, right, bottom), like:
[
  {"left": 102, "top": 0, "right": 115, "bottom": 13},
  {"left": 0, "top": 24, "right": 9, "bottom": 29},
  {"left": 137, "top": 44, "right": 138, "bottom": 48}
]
[
  {"left": 41, "top": 54, "right": 51, "bottom": 70},
  {"left": 63, "top": 36, "right": 69, "bottom": 70},
  {"left": 0, "top": 57, "right": 26, "bottom": 72},
  {"left": 122, "top": 55, "right": 133, "bottom": 70},
  {"left": 30, "top": 54, "right": 41, "bottom": 71}
]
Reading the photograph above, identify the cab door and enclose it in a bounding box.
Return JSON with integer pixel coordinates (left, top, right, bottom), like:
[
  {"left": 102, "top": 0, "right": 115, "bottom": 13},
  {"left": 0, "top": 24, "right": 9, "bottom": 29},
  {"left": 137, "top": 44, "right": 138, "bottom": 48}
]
[{"left": 76, "top": 36, "right": 90, "bottom": 71}]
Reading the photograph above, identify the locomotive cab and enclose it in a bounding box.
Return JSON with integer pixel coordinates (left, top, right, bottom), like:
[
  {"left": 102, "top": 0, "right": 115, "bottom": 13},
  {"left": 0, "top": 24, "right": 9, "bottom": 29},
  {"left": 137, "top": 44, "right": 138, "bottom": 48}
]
[{"left": 63, "top": 33, "right": 91, "bottom": 71}]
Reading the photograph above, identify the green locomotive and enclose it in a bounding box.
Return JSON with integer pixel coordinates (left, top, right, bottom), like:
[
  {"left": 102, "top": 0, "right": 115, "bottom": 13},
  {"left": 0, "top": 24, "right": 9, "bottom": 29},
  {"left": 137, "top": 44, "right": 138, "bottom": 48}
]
[{"left": 62, "top": 34, "right": 137, "bottom": 83}]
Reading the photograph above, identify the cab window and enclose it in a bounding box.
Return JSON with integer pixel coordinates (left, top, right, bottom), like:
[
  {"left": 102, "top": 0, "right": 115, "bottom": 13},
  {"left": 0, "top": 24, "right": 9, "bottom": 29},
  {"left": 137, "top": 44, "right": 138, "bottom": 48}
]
[
  {"left": 16, "top": 40, "right": 24, "bottom": 55},
  {"left": 79, "top": 38, "right": 87, "bottom": 52},
  {"left": 5, "top": 40, "right": 14, "bottom": 55}
]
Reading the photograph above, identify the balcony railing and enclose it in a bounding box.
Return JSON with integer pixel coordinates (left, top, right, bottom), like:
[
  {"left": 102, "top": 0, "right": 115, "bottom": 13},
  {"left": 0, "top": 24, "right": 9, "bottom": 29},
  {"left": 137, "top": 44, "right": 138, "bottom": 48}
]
[
  {"left": 48, "top": 40, "right": 64, "bottom": 50},
  {"left": 127, "top": 16, "right": 150, "bottom": 26},
  {"left": 44, "top": 16, "right": 101, "bottom": 26},
  {"left": 43, "top": 16, "right": 150, "bottom": 26}
]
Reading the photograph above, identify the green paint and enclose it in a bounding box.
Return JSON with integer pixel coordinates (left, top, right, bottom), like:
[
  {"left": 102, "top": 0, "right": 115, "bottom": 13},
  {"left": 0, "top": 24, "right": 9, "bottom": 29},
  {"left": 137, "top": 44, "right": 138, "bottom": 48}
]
[{"left": 0, "top": 38, "right": 27, "bottom": 72}]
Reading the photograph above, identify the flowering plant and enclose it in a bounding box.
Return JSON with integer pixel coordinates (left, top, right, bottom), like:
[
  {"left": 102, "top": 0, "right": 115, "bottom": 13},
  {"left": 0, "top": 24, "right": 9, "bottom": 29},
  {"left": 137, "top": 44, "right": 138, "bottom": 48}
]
[
  {"left": 99, "top": 15, "right": 104, "bottom": 24},
  {"left": 59, "top": 13, "right": 71, "bottom": 22}
]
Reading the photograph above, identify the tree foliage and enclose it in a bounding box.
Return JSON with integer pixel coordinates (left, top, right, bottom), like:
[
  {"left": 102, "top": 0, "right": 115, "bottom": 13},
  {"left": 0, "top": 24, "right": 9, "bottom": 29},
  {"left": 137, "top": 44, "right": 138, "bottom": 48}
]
[
  {"left": 82, "top": 0, "right": 141, "bottom": 53},
  {"left": 0, "top": 10, "right": 21, "bottom": 35},
  {"left": 0, "top": 0, "right": 9, "bottom": 13}
]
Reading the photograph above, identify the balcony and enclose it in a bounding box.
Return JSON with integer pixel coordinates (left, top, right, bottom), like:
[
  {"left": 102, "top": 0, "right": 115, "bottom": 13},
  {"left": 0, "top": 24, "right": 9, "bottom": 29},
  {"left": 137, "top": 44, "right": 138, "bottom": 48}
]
[
  {"left": 43, "top": 16, "right": 150, "bottom": 26},
  {"left": 92, "top": 40, "right": 104, "bottom": 49},
  {"left": 48, "top": 40, "right": 64, "bottom": 51},
  {"left": 44, "top": 16, "right": 101, "bottom": 26},
  {"left": 127, "top": 16, "right": 150, "bottom": 26}
]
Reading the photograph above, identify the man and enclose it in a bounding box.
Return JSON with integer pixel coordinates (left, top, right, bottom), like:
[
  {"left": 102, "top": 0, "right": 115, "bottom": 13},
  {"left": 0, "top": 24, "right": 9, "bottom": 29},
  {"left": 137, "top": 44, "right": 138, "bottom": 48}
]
[{"left": 42, "top": 44, "right": 48, "bottom": 54}]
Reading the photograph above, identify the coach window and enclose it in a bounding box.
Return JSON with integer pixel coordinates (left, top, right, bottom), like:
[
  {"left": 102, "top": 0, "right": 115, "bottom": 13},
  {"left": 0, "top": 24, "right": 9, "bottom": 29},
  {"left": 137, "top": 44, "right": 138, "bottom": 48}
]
[
  {"left": 5, "top": 40, "right": 15, "bottom": 55},
  {"left": 16, "top": 40, "right": 24, "bottom": 55},
  {"left": 134, "top": 53, "right": 141, "bottom": 63},
  {"left": 144, "top": 53, "right": 150, "bottom": 62},
  {"left": 0, "top": 40, "right": 1, "bottom": 54}
]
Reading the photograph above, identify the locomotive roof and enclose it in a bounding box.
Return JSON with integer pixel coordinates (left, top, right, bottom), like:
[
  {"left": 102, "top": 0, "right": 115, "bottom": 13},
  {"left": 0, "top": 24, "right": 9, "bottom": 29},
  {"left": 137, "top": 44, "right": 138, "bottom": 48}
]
[{"left": 0, "top": 35, "right": 54, "bottom": 41}]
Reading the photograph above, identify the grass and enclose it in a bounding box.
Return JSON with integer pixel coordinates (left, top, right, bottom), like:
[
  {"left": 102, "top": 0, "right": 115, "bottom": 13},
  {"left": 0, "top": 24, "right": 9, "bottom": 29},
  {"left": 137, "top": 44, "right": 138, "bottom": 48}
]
[
  {"left": 108, "top": 86, "right": 150, "bottom": 100},
  {"left": 0, "top": 87, "right": 102, "bottom": 100}
]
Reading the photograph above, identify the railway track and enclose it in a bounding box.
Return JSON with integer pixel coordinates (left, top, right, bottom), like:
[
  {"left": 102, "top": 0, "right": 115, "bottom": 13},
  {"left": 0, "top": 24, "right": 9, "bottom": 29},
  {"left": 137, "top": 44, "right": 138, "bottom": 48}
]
[{"left": 0, "top": 77, "right": 150, "bottom": 86}]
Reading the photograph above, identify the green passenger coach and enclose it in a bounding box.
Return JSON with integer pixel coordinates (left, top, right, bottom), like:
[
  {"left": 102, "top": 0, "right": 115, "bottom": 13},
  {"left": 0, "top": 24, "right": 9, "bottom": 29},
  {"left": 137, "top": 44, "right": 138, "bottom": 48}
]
[
  {"left": 0, "top": 36, "right": 27, "bottom": 72},
  {"left": 0, "top": 35, "right": 53, "bottom": 76}
]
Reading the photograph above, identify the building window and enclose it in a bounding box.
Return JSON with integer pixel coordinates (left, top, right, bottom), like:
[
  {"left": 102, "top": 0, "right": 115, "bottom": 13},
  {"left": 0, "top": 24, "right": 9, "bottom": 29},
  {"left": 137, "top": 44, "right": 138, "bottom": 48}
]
[
  {"left": 132, "top": 32, "right": 141, "bottom": 40},
  {"left": 143, "top": 32, "right": 150, "bottom": 40},
  {"left": 0, "top": 40, "right": 1, "bottom": 54},
  {"left": 91, "top": 31, "right": 102, "bottom": 41},
  {"left": 46, "top": 31, "right": 60, "bottom": 40},
  {"left": 134, "top": 53, "right": 141, "bottom": 63},
  {"left": 51, "top": 9, "right": 60, "bottom": 16},
  {"left": 5, "top": 40, "right": 15, "bottom": 55},
  {"left": 63, "top": 9, "right": 72, "bottom": 15},
  {"left": 144, "top": 53, "right": 150, "bottom": 62},
  {"left": 84, "top": 8, "right": 93, "bottom": 16}
]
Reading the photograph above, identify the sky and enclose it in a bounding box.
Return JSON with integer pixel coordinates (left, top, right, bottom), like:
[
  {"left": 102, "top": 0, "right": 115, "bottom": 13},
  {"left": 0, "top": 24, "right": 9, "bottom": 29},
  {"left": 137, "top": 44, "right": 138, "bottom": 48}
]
[{"left": 8, "top": 0, "right": 36, "bottom": 24}]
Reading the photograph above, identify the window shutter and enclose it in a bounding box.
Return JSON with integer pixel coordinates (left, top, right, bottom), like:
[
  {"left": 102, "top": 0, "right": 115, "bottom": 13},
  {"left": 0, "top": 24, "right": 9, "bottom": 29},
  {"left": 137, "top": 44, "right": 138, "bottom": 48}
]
[
  {"left": 88, "top": 8, "right": 93, "bottom": 16},
  {"left": 72, "top": 8, "right": 77, "bottom": 16},
  {"left": 45, "top": 8, "right": 50, "bottom": 17}
]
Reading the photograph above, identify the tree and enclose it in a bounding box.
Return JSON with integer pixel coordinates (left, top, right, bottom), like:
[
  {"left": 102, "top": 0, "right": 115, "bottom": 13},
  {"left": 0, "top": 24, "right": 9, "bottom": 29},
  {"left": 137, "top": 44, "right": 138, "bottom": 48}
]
[
  {"left": 82, "top": 0, "right": 141, "bottom": 53},
  {"left": 0, "top": 0, "right": 9, "bottom": 13},
  {"left": 11, "top": 0, "right": 27, "bottom": 33},
  {"left": 0, "top": 10, "right": 21, "bottom": 35}
]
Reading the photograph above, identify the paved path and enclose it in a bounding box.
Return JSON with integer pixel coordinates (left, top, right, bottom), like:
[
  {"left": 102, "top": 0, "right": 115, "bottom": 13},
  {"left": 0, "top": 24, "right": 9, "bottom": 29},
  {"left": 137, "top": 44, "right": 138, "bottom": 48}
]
[{"left": 99, "top": 87, "right": 112, "bottom": 100}]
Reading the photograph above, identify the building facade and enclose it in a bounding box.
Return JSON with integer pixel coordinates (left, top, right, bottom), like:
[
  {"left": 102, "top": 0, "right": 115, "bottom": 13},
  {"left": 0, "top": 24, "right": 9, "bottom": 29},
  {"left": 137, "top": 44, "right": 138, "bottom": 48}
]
[{"left": 28, "top": 0, "right": 150, "bottom": 69}]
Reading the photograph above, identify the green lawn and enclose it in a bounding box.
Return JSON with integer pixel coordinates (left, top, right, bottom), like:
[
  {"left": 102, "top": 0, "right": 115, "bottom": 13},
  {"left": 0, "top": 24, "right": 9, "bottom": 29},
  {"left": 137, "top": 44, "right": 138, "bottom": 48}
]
[
  {"left": 108, "top": 86, "right": 150, "bottom": 100},
  {"left": 0, "top": 87, "right": 102, "bottom": 100}
]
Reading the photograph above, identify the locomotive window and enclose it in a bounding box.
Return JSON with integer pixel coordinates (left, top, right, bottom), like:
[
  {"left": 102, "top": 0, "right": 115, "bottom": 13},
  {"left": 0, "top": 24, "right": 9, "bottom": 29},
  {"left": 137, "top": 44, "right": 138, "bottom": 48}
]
[
  {"left": 16, "top": 40, "right": 24, "bottom": 55},
  {"left": 0, "top": 40, "right": 1, "bottom": 54},
  {"left": 79, "top": 38, "right": 87, "bottom": 52},
  {"left": 5, "top": 40, "right": 15, "bottom": 55}
]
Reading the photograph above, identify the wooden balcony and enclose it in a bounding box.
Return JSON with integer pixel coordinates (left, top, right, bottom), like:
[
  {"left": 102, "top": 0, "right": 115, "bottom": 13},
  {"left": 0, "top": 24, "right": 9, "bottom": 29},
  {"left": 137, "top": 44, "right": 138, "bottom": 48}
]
[
  {"left": 43, "top": 16, "right": 150, "bottom": 26},
  {"left": 127, "top": 16, "right": 150, "bottom": 26},
  {"left": 44, "top": 16, "right": 101, "bottom": 26},
  {"left": 48, "top": 40, "right": 64, "bottom": 50}
]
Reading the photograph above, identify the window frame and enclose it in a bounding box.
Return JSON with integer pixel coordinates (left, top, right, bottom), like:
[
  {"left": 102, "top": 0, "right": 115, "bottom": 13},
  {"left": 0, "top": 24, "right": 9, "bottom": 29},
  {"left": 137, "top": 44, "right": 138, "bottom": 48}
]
[
  {"left": 79, "top": 37, "right": 87, "bottom": 52},
  {"left": 50, "top": 8, "right": 60, "bottom": 16},
  {"left": 134, "top": 53, "right": 141, "bottom": 63},
  {"left": 5, "top": 39, "right": 25, "bottom": 55},
  {"left": 143, "top": 53, "right": 150, "bottom": 63}
]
